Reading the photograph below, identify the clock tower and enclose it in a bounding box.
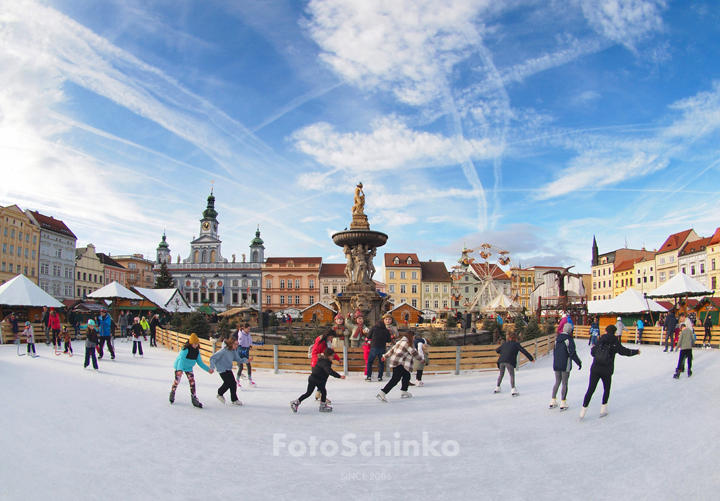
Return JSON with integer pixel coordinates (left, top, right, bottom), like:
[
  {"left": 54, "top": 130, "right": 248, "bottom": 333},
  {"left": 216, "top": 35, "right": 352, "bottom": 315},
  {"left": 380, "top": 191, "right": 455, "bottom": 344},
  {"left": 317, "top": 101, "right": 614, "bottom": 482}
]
[
  {"left": 184, "top": 189, "right": 227, "bottom": 265},
  {"left": 199, "top": 189, "right": 219, "bottom": 239}
]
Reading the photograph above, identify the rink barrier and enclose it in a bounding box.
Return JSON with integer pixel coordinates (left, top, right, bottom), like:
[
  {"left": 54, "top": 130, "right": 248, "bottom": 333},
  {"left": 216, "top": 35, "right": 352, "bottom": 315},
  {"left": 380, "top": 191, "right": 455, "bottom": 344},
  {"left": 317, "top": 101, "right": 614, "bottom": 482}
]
[
  {"left": 154, "top": 328, "right": 559, "bottom": 374},
  {"left": 573, "top": 325, "right": 719, "bottom": 347},
  {"left": 1, "top": 322, "right": 86, "bottom": 344}
]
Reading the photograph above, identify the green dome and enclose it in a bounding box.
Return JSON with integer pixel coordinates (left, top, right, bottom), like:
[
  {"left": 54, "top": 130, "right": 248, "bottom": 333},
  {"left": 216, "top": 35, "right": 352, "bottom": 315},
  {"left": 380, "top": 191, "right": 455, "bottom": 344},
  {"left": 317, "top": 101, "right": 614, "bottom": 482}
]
[
  {"left": 157, "top": 232, "right": 169, "bottom": 249},
  {"left": 251, "top": 226, "right": 264, "bottom": 246}
]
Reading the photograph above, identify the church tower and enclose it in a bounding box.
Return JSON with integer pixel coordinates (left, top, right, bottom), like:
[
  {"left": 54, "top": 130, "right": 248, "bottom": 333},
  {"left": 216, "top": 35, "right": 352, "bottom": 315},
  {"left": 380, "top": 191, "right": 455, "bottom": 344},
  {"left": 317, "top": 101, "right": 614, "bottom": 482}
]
[
  {"left": 184, "top": 189, "right": 227, "bottom": 264},
  {"left": 250, "top": 225, "right": 265, "bottom": 263},
  {"left": 592, "top": 236, "right": 599, "bottom": 267},
  {"left": 156, "top": 231, "right": 171, "bottom": 264}
]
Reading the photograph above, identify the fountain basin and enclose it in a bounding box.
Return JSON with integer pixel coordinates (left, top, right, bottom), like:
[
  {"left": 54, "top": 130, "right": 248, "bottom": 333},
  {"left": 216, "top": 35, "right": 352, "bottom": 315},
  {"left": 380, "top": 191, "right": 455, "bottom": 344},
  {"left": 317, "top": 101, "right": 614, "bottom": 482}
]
[{"left": 332, "top": 230, "right": 388, "bottom": 248}]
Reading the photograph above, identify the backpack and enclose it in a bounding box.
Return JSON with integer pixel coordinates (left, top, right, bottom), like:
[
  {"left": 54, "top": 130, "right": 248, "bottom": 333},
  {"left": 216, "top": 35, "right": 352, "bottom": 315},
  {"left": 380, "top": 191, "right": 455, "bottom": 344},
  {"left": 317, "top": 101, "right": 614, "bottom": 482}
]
[
  {"left": 593, "top": 341, "right": 612, "bottom": 366},
  {"left": 308, "top": 336, "right": 320, "bottom": 359}
]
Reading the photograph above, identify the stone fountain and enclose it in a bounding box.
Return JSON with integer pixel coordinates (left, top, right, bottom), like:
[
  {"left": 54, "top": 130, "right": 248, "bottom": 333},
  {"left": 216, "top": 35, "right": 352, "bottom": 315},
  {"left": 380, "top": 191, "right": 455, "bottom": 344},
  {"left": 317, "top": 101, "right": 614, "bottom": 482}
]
[{"left": 331, "top": 183, "right": 390, "bottom": 326}]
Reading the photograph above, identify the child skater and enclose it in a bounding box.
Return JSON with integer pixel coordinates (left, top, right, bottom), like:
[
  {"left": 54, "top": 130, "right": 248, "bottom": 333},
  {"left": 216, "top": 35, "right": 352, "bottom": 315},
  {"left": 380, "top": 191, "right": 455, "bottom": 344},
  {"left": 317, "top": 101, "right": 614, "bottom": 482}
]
[
  {"left": 362, "top": 336, "right": 371, "bottom": 376},
  {"left": 237, "top": 323, "right": 261, "bottom": 387},
  {"left": 131, "top": 317, "right": 146, "bottom": 357},
  {"left": 61, "top": 326, "right": 73, "bottom": 356},
  {"left": 23, "top": 321, "right": 37, "bottom": 357},
  {"left": 209, "top": 336, "right": 248, "bottom": 405},
  {"left": 84, "top": 320, "right": 99, "bottom": 371},
  {"left": 494, "top": 332, "right": 535, "bottom": 396},
  {"left": 413, "top": 332, "right": 429, "bottom": 386},
  {"left": 170, "top": 333, "right": 214, "bottom": 408},
  {"left": 291, "top": 348, "right": 345, "bottom": 413}
]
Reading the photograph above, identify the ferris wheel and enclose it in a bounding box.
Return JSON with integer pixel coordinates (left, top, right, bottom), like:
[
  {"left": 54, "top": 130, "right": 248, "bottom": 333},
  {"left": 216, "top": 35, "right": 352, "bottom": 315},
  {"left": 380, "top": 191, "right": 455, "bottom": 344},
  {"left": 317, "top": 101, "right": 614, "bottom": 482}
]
[{"left": 453, "top": 243, "right": 516, "bottom": 312}]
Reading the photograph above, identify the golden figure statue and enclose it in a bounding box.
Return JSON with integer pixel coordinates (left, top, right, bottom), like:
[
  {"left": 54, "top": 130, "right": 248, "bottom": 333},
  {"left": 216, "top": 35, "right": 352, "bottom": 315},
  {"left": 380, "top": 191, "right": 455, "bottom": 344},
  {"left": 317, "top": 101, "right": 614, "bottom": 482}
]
[{"left": 352, "top": 182, "right": 365, "bottom": 216}]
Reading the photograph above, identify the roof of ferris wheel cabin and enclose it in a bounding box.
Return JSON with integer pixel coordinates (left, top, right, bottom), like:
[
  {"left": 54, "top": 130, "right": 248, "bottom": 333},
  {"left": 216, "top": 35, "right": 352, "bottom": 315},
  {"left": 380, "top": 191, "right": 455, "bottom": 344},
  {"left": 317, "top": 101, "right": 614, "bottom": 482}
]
[{"left": 469, "top": 262, "right": 510, "bottom": 281}]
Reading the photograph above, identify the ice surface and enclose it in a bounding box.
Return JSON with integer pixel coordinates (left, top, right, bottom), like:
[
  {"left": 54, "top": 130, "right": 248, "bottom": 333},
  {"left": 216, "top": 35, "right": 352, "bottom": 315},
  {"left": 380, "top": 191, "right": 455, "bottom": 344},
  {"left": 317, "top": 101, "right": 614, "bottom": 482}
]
[{"left": 1, "top": 340, "right": 718, "bottom": 500}]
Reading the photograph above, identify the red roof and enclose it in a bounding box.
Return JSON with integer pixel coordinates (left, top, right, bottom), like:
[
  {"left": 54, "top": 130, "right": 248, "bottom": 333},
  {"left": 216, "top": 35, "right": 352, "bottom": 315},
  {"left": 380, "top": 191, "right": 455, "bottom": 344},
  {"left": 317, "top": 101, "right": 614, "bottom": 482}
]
[
  {"left": 27, "top": 210, "right": 76, "bottom": 239},
  {"left": 708, "top": 227, "right": 720, "bottom": 246},
  {"left": 420, "top": 261, "right": 451, "bottom": 282},
  {"left": 319, "top": 263, "right": 346, "bottom": 277},
  {"left": 658, "top": 229, "right": 694, "bottom": 254},
  {"left": 470, "top": 262, "right": 510, "bottom": 281},
  {"left": 384, "top": 253, "right": 421, "bottom": 267},
  {"left": 678, "top": 237, "right": 712, "bottom": 257},
  {"left": 265, "top": 257, "right": 322, "bottom": 265},
  {"left": 614, "top": 258, "right": 643, "bottom": 272}
]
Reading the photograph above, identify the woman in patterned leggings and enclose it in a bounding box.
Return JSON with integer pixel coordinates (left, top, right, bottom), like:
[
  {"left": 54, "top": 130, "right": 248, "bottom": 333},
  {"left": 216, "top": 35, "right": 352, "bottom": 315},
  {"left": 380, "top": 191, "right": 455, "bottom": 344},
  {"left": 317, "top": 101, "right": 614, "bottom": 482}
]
[{"left": 169, "top": 333, "right": 213, "bottom": 408}]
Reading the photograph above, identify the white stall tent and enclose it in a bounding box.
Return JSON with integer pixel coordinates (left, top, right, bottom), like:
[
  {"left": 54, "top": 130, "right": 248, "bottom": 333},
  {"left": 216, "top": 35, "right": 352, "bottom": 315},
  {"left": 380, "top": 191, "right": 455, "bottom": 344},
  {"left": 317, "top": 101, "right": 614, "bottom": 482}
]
[
  {"left": 0, "top": 274, "right": 64, "bottom": 308},
  {"left": 87, "top": 281, "right": 142, "bottom": 300},
  {"left": 588, "top": 287, "right": 667, "bottom": 315},
  {"left": 134, "top": 287, "right": 195, "bottom": 313},
  {"left": 646, "top": 272, "right": 713, "bottom": 299}
]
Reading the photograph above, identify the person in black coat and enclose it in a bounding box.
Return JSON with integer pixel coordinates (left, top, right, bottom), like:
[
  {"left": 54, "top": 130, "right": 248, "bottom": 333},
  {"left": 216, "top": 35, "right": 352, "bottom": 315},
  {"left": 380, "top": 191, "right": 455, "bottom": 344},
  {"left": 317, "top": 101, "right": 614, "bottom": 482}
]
[
  {"left": 580, "top": 324, "right": 640, "bottom": 419},
  {"left": 702, "top": 314, "right": 713, "bottom": 349},
  {"left": 365, "top": 320, "right": 393, "bottom": 382},
  {"left": 149, "top": 314, "right": 160, "bottom": 347},
  {"left": 550, "top": 322, "right": 582, "bottom": 410},
  {"left": 291, "top": 348, "right": 345, "bottom": 413},
  {"left": 494, "top": 332, "right": 534, "bottom": 396},
  {"left": 663, "top": 311, "right": 677, "bottom": 352}
]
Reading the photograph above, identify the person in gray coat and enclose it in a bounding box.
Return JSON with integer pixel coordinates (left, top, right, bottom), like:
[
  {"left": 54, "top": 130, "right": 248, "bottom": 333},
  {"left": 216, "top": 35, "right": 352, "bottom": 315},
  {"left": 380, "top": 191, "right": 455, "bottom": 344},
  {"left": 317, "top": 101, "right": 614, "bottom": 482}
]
[
  {"left": 550, "top": 323, "right": 582, "bottom": 410},
  {"left": 209, "top": 336, "right": 246, "bottom": 405}
]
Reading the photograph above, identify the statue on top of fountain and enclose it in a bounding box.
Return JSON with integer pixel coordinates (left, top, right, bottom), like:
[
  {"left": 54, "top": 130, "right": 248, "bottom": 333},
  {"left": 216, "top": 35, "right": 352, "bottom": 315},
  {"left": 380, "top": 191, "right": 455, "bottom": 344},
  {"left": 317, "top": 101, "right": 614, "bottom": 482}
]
[
  {"left": 343, "top": 244, "right": 376, "bottom": 286},
  {"left": 350, "top": 182, "right": 370, "bottom": 230}
]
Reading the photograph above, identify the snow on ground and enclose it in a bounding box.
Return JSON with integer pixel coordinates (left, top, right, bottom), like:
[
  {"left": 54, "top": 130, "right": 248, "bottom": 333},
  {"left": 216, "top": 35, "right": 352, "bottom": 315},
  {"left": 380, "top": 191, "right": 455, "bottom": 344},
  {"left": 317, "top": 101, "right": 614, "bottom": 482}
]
[{"left": 1, "top": 339, "right": 719, "bottom": 500}]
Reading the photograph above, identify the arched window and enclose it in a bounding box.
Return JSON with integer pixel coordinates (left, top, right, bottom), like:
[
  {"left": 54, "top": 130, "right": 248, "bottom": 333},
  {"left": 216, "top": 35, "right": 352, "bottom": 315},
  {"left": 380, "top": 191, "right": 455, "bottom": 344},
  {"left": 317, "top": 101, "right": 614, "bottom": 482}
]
[
  {"left": 201, "top": 250, "right": 208, "bottom": 263},
  {"left": 210, "top": 250, "right": 216, "bottom": 263},
  {"left": 232, "top": 280, "right": 238, "bottom": 286},
  {"left": 242, "top": 279, "right": 248, "bottom": 287},
  {"left": 194, "top": 250, "right": 199, "bottom": 263},
  {"left": 252, "top": 251, "right": 258, "bottom": 262},
  {"left": 406, "top": 257, "right": 413, "bottom": 264}
]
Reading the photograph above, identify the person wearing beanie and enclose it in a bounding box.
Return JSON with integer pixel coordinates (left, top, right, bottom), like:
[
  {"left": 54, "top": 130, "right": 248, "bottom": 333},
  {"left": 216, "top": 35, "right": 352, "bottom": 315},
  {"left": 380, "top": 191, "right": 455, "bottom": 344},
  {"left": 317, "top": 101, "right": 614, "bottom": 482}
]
[
  {"left": 130, "top": 317, "right": 146, "bottom": 357},
  {"left": 494, "top": 332, "right": 535, "bottom": 396},
  {"left": 614, "top": 316, "right": 627, "bottom": 342},
  {"left": 291, "top": 348, "right": 345, "bottom": 413},
  {"left": 331, "top": 312, "right": 351, "bottom": 349},
  {"left": 365, "top": 317, "right": 393, "bottom": 382},
  {"left": 237, "top": 323, "right": 262, "bottom": 387},
  {"left": 61, "top": 326, "right": 73, "bottom": 356},
  {"left": 209, "top": 336, "right": 246, "bottom": 405},
  {"left": 549, "top": 323, "right": 582, "bottom": 411},
  {"left": 23, "top": 321, "right": 37, "bottom": 357},
  {"left": 84, "top": 320, "right": 99, "bottom": 371},
  {"left": 309, "top": 329, "right": 341, "bottom": 403},
  {"left": 580, "top": 324, "right": 640, "bottom": 419},
  {"left": 349, "top": 310, "right": 367, "bottom": 348},
  {"left": 96, "top": 309, "right": 115, "bottom": 360},
  {"left": 673, "top": 325, "right": 694, "bottom": 379},
  {"left": 170, "top": 333, "right": 214, "bottom": 408}
]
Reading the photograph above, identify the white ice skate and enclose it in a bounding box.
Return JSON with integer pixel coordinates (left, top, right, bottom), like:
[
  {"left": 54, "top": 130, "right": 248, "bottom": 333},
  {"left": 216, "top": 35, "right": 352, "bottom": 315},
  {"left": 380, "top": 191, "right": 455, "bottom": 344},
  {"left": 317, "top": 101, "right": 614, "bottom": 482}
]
[
  {"left": 401, "top": 391, "right": 412, "bottom": 398},
  {"left": 231, "top": 400, "right": 242, "bottom": 406},
  {"left": 549, "top": 398, "right": 558, "bottom": 409},
  {"left": 376, "top": 391, "right": 387, "bottom": 403},
  {"left": 494, "top": 386, "right": 501, "bottom": 394},
  {"left": 415, "top": 380, "right": 424, "bottom": 386},
  {"left": 579, "top": 407, "right": 587, "bottom": 420},
  {"left": 559, "top": 400, "right": 569, "bottom": 411},
  {"left": 217, "top": 394, "right": 226, "bottom": 404},
  {"left": 600, "top": 404, "right": 608, "bottom": 418},
  {"left": 511, "top": 388, "right": 519, "bottom": 397}
]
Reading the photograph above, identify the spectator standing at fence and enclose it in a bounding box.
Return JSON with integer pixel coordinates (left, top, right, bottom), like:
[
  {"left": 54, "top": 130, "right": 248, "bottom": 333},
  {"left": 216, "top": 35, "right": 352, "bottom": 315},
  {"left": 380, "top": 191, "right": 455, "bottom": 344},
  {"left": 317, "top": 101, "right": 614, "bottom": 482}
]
[
  {"left": 2, "top": 312, "right": 19, "bottom": 345},
  {"left": 118, "top": 310, "right": 128, "bottom": 341},
  {"left": 131, "top": 317, "right": 146, "bottom": 357},
  {"left": 210, "top": 336, "right": 245, "bottom": 406},
  {"left": 673, "top": 324, "right": 694, "bottom": 379},
  {"left": 365, "top": 315, "right": 393, "bottom": 382},
  {"left": 550, "top": 323, "right": 582, "bottom": 411},
  {"left": 291, "top": 348, "right": 344, "bottom": 413},
  {"left": 614, "top": 317, "right": 627, "bottom": 341},
  {"left": 149, "top": 313, "right": 160, "bottom": 347},
  {"left": 703, "top": 314, "right": 713, "bottom": 349},
  {"left": 169, "top": 333, "right": 213, "bottom": 408},
  {"left": 84, "top": 320, "right": 99, "bottom": 371},
  {"left": 663, "top": 310, "right": 677, "bottom": 352},
  {"left": 635, "top": 319, "right": 644, "bottom": 344},
  {"left": 494, "top": 332, "right": 535, "bottom": 396},
  {"left": 580, "top": 324, "right": 640, "bottom": 419},
  {"left": 376, "top": 331, "right": 424, "bottom": 402},
  {"left": 41, "top": 306, "right": 50, "bottom": 345}
]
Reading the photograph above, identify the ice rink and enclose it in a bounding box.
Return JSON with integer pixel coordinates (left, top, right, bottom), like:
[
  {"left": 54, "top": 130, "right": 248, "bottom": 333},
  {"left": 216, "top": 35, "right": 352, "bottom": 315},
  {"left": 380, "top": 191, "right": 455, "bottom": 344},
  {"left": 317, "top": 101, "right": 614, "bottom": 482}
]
[{"left": 1, "top": 338, "right": 718, "bottom": 500}]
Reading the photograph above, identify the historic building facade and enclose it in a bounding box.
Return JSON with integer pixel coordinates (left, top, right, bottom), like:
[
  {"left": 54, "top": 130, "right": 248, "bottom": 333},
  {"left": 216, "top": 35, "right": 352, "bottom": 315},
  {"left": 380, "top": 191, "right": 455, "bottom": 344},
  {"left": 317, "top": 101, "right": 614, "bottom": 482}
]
[
  {"left": 0, "top": 205, "right": 40, "bottom": 286},
  {"left": 655, "top": 229, "right": 698, "bottom": 287},
  {"left": 98, "top": 253, "right": 127, "bottom": 288},
  {"left": 113, "top": 254, "right": 153, "bottom": 289},
  {"left": 75, "top": 244, "right": 105, "bottom": 298},
  {"left": 26, "top": 210, "right": 75, "bottom": 297},
  {"left": 319, "top": 263, "right": 346, "bottom": 306},
  {"left": 158, "top": 191, "right": 265, "bottom": 311},
  {"left": 678, "top": 237, "right": 712, "bottom": 288},
  {"left": 384, "top": 253, "right": 422, "bottom": 308},
  {"left": 263, "top": 257, "right": 322, "bottom": 312},
  {"left": 420, "top": 261, "right": 452, "bottom": 313}
]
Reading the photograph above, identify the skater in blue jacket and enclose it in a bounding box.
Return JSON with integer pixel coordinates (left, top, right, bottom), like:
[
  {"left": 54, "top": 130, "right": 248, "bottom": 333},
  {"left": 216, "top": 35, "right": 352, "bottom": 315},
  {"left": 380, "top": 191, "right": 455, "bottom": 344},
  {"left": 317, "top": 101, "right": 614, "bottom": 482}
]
[
  {"left": 170, "top": 333, "right": 213, "bottom": 408},
  {"left": 209, "top": 336, "right": 248, "bottom": 406}
]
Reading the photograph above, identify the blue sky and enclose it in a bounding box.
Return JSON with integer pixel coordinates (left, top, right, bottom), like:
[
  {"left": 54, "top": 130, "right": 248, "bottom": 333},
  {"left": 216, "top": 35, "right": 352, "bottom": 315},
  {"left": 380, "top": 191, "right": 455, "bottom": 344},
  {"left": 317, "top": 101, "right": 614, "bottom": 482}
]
[{"left": 1, "top": 0, "right": 719, "bottom": 273}]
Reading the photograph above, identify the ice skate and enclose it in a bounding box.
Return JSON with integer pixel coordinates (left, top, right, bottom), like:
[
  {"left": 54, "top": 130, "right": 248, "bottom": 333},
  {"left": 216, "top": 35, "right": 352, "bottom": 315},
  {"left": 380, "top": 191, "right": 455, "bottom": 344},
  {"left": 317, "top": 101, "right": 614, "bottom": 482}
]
[
  {"left": 688, "top": 370, "right": 692, "bottom": 377},
  {"left": 237, "top": 380, "right": 242, "bottom": 389},
  {"left": 216, "top": 394, "right": 226, "bottom": 404},
  {"left": 365, "top": 377, "right": 371, "bottom": 382},
  {"left": 579, "top": 407, "right": 587, "bottom": 420},
  {"left": 415, "top": 380, "right": 424, "bottom": 386},
  {"left": 191, "top": 396, "right": 203, "bottom": 408},
  {"left": 378, "top": 377, "right": 383, "bottom": 382},
  {"left": 290, "top": 400, "right": 299, "bottom": 413},
  {"left": 249, "top": 380, "right": 257, "bottom": 387},
  {"left": 511, "top": 388, "right": 519, "bottom": 397},
  {"left": 560, "top": 400, "right": 569, "bottom": 411},
  {"left": 600, "top": 404, "right": 608, "bottom": 418},
  {"left": 673, "top": 371, "right": 680, "bottom": 379},
  {"left": 401, "top": 391, "right": 412, "bottom": 398},
  {"left": 169, "top": 391, "right": 175, "bottom": 404},
  {"left": 376, "top": 391, "right": 387, "bottom": 402},
  {"left": 494, "top": 386, "right": 501, "bottom": 394},
  {"left": 231, "top": 400, "right": 242, "bottom": 406},
  {"left": 549, "top": 398, "right": 558, "bottom": 409},
  {"left": 319, "top": 402, "right": 333, "bottom": 412}
]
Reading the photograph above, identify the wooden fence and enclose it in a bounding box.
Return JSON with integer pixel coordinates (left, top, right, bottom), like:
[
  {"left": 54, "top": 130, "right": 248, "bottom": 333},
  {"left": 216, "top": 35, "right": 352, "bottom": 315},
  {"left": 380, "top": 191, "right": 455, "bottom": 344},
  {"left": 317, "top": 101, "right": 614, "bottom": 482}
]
[
  {"left": 573, "top": 325, "right": 720, "bottom": 347},
  {"left": 156, "top": 327, "right": 556, "bottom": 375},
  {"left": 1, "top": 322, "right": 85, "bottom": 344}
]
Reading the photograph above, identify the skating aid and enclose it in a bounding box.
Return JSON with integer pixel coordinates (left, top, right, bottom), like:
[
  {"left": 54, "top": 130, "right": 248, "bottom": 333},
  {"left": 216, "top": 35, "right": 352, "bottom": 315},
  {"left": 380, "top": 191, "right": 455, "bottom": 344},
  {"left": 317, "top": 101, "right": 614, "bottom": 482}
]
[{"left": 16, "top": 338, "right": 25, "bottom": 356}]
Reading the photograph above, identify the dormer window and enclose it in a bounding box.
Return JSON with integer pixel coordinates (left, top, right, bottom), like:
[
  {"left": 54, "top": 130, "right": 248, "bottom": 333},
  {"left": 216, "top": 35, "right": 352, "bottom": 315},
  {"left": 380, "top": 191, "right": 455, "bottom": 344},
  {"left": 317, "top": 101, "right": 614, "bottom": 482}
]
[
  {"left": 406, "top": 257, "right": 413, "bottom": 265},
  {"left": 393, "top": 257, "right": 400, "bottom": 265}
]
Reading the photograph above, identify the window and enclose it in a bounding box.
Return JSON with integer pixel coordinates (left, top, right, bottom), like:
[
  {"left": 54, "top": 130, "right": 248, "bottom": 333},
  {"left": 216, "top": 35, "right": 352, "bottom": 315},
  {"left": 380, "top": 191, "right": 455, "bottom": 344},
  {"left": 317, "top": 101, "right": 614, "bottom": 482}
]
[
  {"left": 1, "top": 262, "right": 4, "bottom": 271},
  {"left": 681, "top": 267, "right": 686, "bottom": 274},
  {"left": 252, "top": 280, "right": 258, "bottom": 287},
  {"left": 232, "top": 292, "right": 238, "bottom": 303},
  {"left": 9, "top": 245, "right": 13, "bottom": 254},
  {"left": 434, "top": 300, "right": 439, "bottom": 309},
  {"left": 241, "top": 279, "right": 248, "bottom": 287},
  {"left": 464, "top": 276, "right": 468, "bottom": 281},
  {"left": 309, "top": 279, "right": 314, "bottom": 289},
  {"left": 389, "top": 271, "right": 395, "bottom": 279},
  {"left": 389, "top": 284, "right": 395, "bottom": 293},
  {"left": 280, "top": 295, "right": 285, "bottom": 304},
  {"left": 266, "top": 295, "right": 271, "bottom": 304},
  {"left": 24, "top": 248, "right": 28, "bottom": 258},
  {"left": 443, "top": 300, "right": 448, "bottom": 309},
  {"left": 411, "top": 299, "right": 417, "bottom": 307},
  {"left": 669, "top": 255, "right": 675, "bottom": 263},
  {"left": 659, "top": 272, "right": 666, "bottom": 282},
  {"left": 10, "top": 229, "right": 14, "bottom": 238},
  {"left": 400, "top": 271, "right": 406, "bottom": 279},
  {"left": 55, "top": 248, "right": 62, "bottom": 258},
  {"left": 232, "top": 280, "right": 238, "bottom": 286},
  {"left": 83, "top": 272, "right": 87, "bottom": 281},
  {"left": 266, "top": 279, "right": 272, "bottom": 289},
  {"left": 295, "top": 280, "right": 300, "bottom": 289},
  {"left": 443, "top": 285, "right": 448, "bottom": 293},
  {"left": 411, "top": 271, "right": 417, "bottom": 279},
  {"left": 406, "top": 257, "right": 413, "bottom": 265},
  {"left": 24, "top": 266, "right": 28, "bottom": 275},
  {"left": 2, "top": 228, "right": 5, "bottom": 236},
  {"left": 650, "top": 276, "right": 654, "bottom": 282},
  {"left": 700, "top": 263, "right": 705, "bottom": 274},
  {"left": 94, "top": 274, "right": 98, "bottom": 283},
  {"left": 425, "top": 301, "right": 430, "bottom": 308},
  {"left": 217, "top": 293, "right": 223, "bottom": 303},
  {"left": 521, "top": 288, "right": 526, "bottom": 295},
  {"left": 280, "top": 279, "right": 285, "bottom": 289},
  {"left": 400, "top": 284, "right": 406, "bottom": 293},
  {"left": 660, "top": 257, "right": 665, "bottom": 265},
  {"left": 593, "top": 270, "right": 596, "bottom": 277},
  {"left": 393, "top": 257, "right": 399, "bottom": 265},
  {"left": 16, "top": 246, "right": 21, "bottom": 256},
  {"left": 434, "top": 285, "right": 439, "bottom": 293},
  {"left": 341, "top": 285, "right": 346, "bottom": 292},
  {"left": 411, "top": 284, "right": 417, "bottom": 294},
  {"left": 332, "top": 286, "right": 337, "bottom": 294},
  {"left": 425, "top": 285, "right": 430, "bottom": 293},
  {"left": 323, "top": 285, "right": 329, "bottom": 294},
  {"left": 40, "top": 263, "right": 48, "bottom": 274},
  {"left": 192, "top": 292, "right": 198, "bottom": 303},
  {"left": 712, "top": 259, "right": 716, "bottom": 271},
  {"left": 295, "top": 295, "right": 300, "bottom": 305},
  {"left": 33, "top": 235, "right": 36, "bottom": 244},
  {"left": 669, "top": 270, "right": 676, "bottom": 278},
  {"left": 713, "top": 277, "right": 717, "bottom": 289},
  {"left": 309, "top": 295, "right": 315, "bottom": 304},
  {"left": 690, "top": 266, "right": 695, "bottom": 275},
  {"left": 465, "top": 286, "right": 469, "bottom": 293}
]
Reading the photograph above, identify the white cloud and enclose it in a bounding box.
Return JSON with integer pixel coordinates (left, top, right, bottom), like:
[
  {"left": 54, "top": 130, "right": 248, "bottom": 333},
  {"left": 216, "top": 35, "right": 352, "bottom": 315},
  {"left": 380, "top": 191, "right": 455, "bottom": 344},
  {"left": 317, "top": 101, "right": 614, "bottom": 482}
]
[
  {"left": 578, "top": 0, "right": 666, "bottom": 49},
  {"left": 305, "top": 0, "right": 490, "bottom": 105},
  {"left": 292, "top": 115, "right": 501, "bottom": 172}
]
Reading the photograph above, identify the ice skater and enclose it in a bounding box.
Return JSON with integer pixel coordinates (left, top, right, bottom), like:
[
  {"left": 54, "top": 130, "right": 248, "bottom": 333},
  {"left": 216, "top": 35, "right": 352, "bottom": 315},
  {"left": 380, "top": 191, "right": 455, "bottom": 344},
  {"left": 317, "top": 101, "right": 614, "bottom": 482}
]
[
  {"left": 494, "top": 332, "right": 535, "bottom": 396},
  {"left": 237, "top": 323, "right": 261, "bottom": 387},
  {"left": 170, "top": 333, "right": 213, "bottom": 408},
  {"left": 209, "top": 336, "right": 246, "bottom": 405},
  {"left": 131, "top": 317, "right": 146, "bottom": 357},
  {"left": 61, "top": 326, "right": 73, "bottom": 356},
  {"left": 48, "top": 308, "right": 61, "bottom": 350},
  {"left": 23, "top": 321, "right": 37, "bottom": 357},
  {"left": 149, "top": 313, "right": 160, "bottom": 347},
  {"left": 589, "top": 320, "right": 600, "bottom": 347},
  {"left": 412, "top": 332, "right": 429, "bottom": 386},
  {"left": 84, "top": 320, "right": 99, "bottom": 371},
  {"left": 580, "top": 324, "right": 640, "bottom": 419},
  {"left": 309, "top": 329, "right": 341, "bottom": 403},
  {"left": 376, "top": 331, "right": 423, "bottom": 402},
  {"left": 663, "top": 310, "right": 677, "bottom": 352},
  {"left": 673, "top": 324, "right": 694, "bottom": 379},
  {"left": 365, "top": 314, "right": 394, "bottom": 382},
  {"left": 702, "top": 313, "right": 713, "bottom": 349},
  {"left": 291, "top": 348, "right": 345, "bottom": 413},
  {"left": 549, "top": 323, "right": 582, "bottom": 411}
]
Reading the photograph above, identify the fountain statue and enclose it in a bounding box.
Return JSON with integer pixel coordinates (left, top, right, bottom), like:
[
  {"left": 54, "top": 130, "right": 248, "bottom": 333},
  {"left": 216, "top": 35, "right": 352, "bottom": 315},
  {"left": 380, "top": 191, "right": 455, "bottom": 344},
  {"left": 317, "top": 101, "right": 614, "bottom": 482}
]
[{"left": 332, "top": 183, "right": 390, "bottom": 326}]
